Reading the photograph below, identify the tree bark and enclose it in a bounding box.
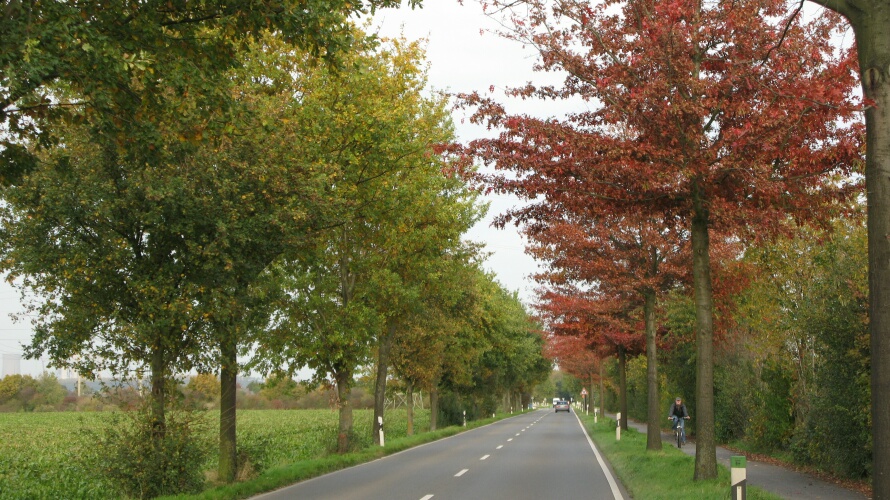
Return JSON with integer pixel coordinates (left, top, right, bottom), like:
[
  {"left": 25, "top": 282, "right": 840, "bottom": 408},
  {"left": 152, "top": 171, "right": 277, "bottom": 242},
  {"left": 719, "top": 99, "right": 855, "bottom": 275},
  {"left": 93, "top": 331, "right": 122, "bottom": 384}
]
[
  {"left": 691, "top": 185, "right": 717, "bottom": 480},
  {"left": 644, "top": 288, "right": 662, "bottom": 450},
  {"left": 373, "top": 319, "right": 397, "bottom": 445},
  {"left": 806, "top": 1, "right": 888, "bottom": 494},
  {"left": 599, "top": 357, "right": 606, "bottom": 417},
  {"left": 841, "top": 8, "right": 890, "bottom": 497},
  {"left": 218, "top": 334, "right": 238, "bottom": 483},
  {"left": 618, "top": 345, "right": 628, "bottom": 430},
  {"left": 335, "top": 367, "right": 353, "bottom": 453}
]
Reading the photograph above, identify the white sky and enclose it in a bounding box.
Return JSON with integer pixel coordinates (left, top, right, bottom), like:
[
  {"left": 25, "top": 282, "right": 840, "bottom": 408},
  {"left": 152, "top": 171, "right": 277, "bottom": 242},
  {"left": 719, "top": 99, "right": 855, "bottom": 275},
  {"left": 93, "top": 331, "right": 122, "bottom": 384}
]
[{"left": 1, "top": 1, "right": 571, "bottom": 376}]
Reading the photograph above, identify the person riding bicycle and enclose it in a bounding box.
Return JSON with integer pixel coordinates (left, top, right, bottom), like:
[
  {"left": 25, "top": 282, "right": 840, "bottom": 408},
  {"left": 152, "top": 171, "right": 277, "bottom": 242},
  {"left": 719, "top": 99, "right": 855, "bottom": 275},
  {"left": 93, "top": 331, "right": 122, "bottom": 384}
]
[{"left": 667, "top": 397, "right": 690, "bottom": 433}]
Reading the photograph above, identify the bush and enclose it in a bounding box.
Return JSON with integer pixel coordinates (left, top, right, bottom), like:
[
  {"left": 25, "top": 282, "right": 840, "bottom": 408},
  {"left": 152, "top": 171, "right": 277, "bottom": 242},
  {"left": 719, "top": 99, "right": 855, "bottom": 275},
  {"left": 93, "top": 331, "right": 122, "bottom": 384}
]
[{"left": 88, "top": 405, "right": 210, "bottom": 498}]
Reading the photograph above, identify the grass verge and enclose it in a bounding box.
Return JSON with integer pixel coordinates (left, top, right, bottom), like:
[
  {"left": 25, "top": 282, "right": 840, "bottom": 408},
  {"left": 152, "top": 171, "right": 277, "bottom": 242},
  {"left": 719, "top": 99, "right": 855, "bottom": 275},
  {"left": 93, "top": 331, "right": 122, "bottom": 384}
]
[
  {"left": 158, "top": 411, "right": 527, "bottom": 500},
  {"left": 579, "top": 414, "right": 783, "bottom": 500}
]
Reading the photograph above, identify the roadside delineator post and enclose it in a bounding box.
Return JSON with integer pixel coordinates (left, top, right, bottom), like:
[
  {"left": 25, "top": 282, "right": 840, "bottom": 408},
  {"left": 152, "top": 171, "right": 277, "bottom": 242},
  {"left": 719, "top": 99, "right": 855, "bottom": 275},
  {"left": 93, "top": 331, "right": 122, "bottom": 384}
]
[
  {"left": 731, "top": 456, "right": 746, "bottom": 500},
  {"left": 616, "top": 412, "right": 622, "bottom": 441},
  {"left": 378, "top": 416, "right": 384, "bottom": 447},
  {"left": 594, "top": 407, "right": 598, "bottom": 424},
  {"left": 462, "top": 410, "right": 466, "bottom": 427}
]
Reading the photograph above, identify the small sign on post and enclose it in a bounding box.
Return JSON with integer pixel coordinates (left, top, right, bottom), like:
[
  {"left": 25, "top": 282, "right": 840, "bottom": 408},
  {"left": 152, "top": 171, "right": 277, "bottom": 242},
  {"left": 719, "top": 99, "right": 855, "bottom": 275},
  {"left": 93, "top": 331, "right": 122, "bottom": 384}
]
[
  {"left": 581, "top": 388, "right": 588, "bottom": 415},
  {"left": 731, "top": 456, "right": 746, "bottom": 500}
]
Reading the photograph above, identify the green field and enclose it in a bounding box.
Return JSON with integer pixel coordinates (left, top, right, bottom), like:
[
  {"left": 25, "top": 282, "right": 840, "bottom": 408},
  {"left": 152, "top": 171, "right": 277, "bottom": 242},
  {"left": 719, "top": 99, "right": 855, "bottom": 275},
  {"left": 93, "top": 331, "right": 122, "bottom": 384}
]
[{"left": 0, "top": 409, "right": 430, "bottom": 500}]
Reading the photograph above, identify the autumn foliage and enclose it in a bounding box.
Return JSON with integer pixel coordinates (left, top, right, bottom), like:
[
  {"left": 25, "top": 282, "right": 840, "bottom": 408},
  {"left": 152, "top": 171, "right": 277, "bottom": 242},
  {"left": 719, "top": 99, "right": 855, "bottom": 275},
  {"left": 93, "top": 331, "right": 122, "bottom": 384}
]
[{"left": 456, "top": 0, "right": 863, "bottom": 479}]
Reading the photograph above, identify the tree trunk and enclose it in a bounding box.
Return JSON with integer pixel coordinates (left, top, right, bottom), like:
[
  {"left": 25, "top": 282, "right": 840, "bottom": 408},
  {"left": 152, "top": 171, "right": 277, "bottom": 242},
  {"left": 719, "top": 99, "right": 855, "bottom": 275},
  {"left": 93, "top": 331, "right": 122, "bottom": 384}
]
[
  {"left": 335, "top": 367, "right": 353, "bottom": 453},
  {"left": 218, "top": 334, "right": 238, "bottom": 483},
  {"left": 691, "top": 185, "right": 717, "bottom": 480},
  {"left": 644, "top": 288, "right": 662, "bottom": 450},
  {"left": 618, "top": 345, "right": 628, "bottom": 430},
  {"left": 149, "top": 341, "right": 166, "bottom": 440},
  {"left": 373, "top": 319, "right": 397, "bottom": 445},
  {"left": 406, "top": 379, "right": 414, "bottom": 436},
  {"left": 430, "top": 386, "right": 439, "bottom": 431},
  {"left": 836, "top": 8, "right": 890, "bottom": 496},
  {"left": 599, "top": 358, "right": 606, "bottom": 417}
]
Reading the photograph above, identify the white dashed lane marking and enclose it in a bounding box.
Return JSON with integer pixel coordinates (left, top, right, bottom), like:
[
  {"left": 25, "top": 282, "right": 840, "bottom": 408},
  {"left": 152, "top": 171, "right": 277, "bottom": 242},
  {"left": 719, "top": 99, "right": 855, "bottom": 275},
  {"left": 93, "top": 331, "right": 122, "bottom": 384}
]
[{"left": 454, "top": 469, "right": 468, "bottom": 477}]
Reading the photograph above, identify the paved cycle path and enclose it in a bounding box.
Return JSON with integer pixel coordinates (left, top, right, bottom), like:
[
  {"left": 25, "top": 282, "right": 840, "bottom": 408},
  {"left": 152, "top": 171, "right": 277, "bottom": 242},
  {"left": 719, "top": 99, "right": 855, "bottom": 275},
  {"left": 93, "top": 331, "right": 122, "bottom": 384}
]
[{"left": 611, "top": 414, "right": 869, "bottom": 499}]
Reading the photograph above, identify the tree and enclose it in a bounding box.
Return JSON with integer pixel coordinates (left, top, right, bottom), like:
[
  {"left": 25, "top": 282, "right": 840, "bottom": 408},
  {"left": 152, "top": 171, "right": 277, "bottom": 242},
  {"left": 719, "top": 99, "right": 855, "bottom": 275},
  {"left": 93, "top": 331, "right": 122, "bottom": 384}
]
[
  {"left": 735, "top": 216, "right": 870, "bottom": 479},
  {"left": 391, "top": 251, "right": 485, "bottom": 435},
  {"left": 523, "top": 205, "right": 688, "bottom": 449},
  {"left": 0, "top": 0, "right": 414, "bottom": 186},
  {"left": 545, "top": 331, "right": 603, "bottom": 412},
  {"left": 0, "top": 27, "right": 362, "bottom": 483},
  {"left": 460, "top": 0, "right": 861, "bottom": 479},
  {"left": 248, "top": 31, "right": 479, "bottom": 450},
  {"left": 186, "top": 373, "right": 221, "bottom": 404},
  {"left": 814, "top": 0, "right": 890, "bottom": 493}
]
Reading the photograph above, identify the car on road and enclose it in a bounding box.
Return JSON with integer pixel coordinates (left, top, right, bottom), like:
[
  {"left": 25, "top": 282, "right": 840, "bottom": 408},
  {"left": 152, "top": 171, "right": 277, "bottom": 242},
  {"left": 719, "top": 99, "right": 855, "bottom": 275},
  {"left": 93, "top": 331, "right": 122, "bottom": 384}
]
[{"left": 554, "top": 400, "right": 570, "bottom": 413}]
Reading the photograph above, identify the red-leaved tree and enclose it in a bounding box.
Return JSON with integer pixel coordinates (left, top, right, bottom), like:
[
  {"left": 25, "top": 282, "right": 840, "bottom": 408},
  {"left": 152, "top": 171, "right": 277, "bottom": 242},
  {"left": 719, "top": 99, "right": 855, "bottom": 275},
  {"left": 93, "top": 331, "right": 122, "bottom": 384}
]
[
  {"left": 459, "top": 0, "right": 862, "bottom": 479},
  {"left": 523, "top": 208, "right": 688, "bottom": 449}
]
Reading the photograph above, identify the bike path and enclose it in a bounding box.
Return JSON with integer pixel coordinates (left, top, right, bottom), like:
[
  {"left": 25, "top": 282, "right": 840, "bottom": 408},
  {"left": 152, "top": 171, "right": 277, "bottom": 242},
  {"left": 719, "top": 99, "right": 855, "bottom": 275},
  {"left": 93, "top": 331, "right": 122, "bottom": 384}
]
[{"left": 612, "top": 414, "right": 869, "bottom": 499}]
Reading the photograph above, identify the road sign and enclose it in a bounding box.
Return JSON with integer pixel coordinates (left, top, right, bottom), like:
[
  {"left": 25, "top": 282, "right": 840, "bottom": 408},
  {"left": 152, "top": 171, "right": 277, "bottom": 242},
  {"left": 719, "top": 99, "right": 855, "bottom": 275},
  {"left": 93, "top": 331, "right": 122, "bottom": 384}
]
[{"left": 581, "top": 388, "right": 588, "bottom": 396}]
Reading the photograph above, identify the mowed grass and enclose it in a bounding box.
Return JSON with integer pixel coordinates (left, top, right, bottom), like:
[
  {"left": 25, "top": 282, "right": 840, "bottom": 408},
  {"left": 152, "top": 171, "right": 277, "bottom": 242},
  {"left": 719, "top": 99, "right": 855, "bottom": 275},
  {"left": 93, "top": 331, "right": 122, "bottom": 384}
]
[
  {"left": 0, "top": 408, "right": 432, "bottom": 500},
  {"left": 580, "top": 414, "right": 783, "bottom": 500}
]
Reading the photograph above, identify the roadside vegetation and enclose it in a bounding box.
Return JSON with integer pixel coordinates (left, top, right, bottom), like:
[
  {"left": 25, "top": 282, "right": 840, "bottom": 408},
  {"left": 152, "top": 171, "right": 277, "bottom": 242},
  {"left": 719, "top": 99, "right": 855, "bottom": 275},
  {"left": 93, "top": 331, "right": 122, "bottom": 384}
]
[
  {"left": 581, "top": 414, "right": 782, "bottom": 500},
  {"left": 0, "top": 408, "right": 530, "bottom": 499}
]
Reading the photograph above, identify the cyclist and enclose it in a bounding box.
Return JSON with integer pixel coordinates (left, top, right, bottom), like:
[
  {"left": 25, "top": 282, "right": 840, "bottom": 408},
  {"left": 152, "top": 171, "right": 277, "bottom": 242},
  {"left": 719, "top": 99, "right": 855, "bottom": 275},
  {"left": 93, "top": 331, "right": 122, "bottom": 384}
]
[{"left": 667, "top": 397, "right": 690, "bottom": 444}]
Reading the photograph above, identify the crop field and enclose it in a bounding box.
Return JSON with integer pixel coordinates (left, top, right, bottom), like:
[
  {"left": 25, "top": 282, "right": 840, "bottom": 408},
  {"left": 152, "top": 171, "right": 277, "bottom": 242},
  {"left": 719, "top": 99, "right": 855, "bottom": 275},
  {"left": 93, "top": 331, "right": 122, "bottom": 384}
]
[{"left": 0, "top": 408, "right": 431, "bottom": 500}]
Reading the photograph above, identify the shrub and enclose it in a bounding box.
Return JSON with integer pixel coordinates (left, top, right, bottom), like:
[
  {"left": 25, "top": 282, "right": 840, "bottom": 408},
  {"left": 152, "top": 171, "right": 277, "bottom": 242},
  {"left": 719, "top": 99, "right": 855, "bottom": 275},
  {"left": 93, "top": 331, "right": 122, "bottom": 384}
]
[{"left": 88, "top": 405, "right": 210, "bottom": 498}]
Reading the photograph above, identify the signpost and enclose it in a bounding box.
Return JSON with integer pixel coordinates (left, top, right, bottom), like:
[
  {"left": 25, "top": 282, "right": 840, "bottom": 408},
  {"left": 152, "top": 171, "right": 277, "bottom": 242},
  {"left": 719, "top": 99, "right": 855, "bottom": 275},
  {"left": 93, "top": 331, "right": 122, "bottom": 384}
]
[
  {"left": 581, "top": 388, "right": 589, "bottom": 415},
  {"left": 731, "top": 456, "right": 747, "bottom": 499}
]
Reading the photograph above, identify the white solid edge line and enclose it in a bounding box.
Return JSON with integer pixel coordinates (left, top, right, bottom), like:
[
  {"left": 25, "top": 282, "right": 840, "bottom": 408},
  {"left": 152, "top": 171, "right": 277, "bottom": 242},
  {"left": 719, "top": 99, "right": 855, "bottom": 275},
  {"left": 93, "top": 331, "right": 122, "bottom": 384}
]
[{"left": 573, "top": 411, "right": 625, "bottom": 500}]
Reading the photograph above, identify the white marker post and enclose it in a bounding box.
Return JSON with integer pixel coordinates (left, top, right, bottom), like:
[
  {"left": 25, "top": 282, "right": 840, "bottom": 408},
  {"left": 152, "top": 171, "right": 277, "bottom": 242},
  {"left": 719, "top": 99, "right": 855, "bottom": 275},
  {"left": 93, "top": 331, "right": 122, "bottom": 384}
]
[
  {"left": 731, "top": 456, "right": 746, "bottom": 499},
  {"left": 616, "top": 412, "right": 622, "bottom": 441},
  {"left": 378, "top": 416, "right": 384, "bottom": 447},
  {"left": 462, "top": 410, "right": 467, "bottom": 427},
  {"left": 594, "top": 407, "right": 598, "bottom": 424}
]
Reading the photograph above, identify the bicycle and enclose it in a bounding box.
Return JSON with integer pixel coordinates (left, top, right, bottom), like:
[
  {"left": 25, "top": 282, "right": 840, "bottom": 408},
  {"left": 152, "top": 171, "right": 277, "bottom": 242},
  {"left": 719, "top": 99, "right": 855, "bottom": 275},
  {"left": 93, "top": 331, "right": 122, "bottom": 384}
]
[{"left": 670, "top": 416, "right": 690, "bottom": 448}]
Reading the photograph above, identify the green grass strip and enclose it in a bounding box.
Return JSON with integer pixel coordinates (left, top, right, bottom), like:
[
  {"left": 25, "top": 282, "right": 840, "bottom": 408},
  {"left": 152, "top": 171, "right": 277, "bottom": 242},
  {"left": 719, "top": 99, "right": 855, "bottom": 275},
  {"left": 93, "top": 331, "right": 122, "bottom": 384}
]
[
  {"left": 579, "top": 414, "right": 782, "bottom": 500},
  {"left": 158, "top": 411, "right": 528, "bottom": 500}
]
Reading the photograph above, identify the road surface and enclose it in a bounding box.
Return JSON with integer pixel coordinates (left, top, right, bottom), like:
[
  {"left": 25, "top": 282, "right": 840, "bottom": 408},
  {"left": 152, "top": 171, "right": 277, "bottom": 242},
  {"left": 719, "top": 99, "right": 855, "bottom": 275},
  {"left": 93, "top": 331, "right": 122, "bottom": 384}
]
[{"left": 255, "top": 409, "right": 627, "bottom": 500}]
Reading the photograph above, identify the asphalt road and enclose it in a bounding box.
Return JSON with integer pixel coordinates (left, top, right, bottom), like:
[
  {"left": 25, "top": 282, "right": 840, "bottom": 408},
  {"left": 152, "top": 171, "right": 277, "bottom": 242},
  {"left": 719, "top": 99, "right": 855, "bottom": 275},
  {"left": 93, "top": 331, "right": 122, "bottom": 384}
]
[{"left": 255, "top": 409, "right": 628, "bottom": 500}]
